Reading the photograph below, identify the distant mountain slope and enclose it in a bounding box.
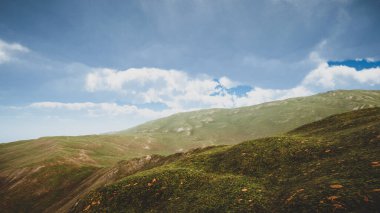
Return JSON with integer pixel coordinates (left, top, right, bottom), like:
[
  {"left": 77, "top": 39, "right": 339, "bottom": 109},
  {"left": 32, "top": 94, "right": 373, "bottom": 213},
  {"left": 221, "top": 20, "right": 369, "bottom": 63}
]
[
  {"left": 118, "top": 90, "right": 380, "bottom": 149},
  {"left": 71, "top": 107, "right": 380, "bottom": 212}
]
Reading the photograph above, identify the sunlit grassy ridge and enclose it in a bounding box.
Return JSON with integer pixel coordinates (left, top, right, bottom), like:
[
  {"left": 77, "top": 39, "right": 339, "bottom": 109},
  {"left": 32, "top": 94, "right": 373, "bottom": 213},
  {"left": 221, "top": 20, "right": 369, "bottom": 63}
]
[
  {"left": 119, "top": 90, "right": 380, "bottom": 148},
  {"left": 71, "top": 107, "right": 380, "bottom": 212}
]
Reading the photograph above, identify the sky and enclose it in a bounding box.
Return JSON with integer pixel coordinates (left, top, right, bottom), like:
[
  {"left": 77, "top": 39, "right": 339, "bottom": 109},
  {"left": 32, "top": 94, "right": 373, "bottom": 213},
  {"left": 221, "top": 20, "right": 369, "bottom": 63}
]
[{"left": 0, "top": 0, "right": 380, "bottom": 142}]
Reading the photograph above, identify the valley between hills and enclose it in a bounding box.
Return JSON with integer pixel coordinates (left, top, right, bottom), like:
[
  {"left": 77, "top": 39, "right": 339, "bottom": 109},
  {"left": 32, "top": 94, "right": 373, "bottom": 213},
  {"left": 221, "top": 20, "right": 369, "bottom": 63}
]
[{"left": 1, "top": 90, "right": 380, "bottom": 212}]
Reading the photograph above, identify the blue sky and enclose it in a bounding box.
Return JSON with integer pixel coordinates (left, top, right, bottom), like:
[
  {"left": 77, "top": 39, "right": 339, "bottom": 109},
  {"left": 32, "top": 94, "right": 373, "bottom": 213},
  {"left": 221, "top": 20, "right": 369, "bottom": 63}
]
[{"left": 0, "top": 0, "right": 380, "bottom": 142}]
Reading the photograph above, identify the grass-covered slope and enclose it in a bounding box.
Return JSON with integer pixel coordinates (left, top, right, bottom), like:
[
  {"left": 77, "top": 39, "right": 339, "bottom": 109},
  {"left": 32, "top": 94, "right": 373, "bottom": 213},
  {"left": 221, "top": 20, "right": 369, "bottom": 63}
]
[
  {"left": 71, "top": 108, "right": 380, "bottom": 212},
  {"left": 118, "top": 90, "right": 380, "bottom": 150},
  {"left": 1, "top": 90, "right": 380, "bottom": 212},
  {"left": 0, "top": 138, "right": 214, "bottom": 212},
  {"left": 0, "top": 135, "right": 177, "bottom": 212}
]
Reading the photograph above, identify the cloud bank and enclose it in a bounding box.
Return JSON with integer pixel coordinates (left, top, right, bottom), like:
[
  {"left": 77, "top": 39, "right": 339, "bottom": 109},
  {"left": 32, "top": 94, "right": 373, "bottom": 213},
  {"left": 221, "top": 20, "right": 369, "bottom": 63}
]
[
  {"left": 83, "top": 67, "right": 314, "bottom": 110},
  {"left": 28, "top": 60, "right": 380, "bottom": 119},
  {"left": 85, "top": 67, "right": 239, "bottom": 109}
]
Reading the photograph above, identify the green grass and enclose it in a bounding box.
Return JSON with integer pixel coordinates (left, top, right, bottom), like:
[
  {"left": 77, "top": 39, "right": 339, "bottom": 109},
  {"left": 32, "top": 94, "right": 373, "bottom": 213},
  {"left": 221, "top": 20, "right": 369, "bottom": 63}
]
[
  {"left": 71, "top": 108, "right": 380, "bottom": 212},
  {"left": 0, "top": 134, "right": 174, "bottom": 171},
  {"left": 0, "top": 164, "right": 97, "bottom": 213},
  {"left": 119, "top": 90, "right": 380, "bottom": 149},
  {"left": 77, "top": 167, "right": 268, "bottom": 212}
]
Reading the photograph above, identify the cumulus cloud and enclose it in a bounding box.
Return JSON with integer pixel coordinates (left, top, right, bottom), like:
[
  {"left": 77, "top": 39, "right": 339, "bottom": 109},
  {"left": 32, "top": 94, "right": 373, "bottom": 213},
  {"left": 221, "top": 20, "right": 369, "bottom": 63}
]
[
  {"left": 82, "top": 67, "right": 311, "bottom": 111},
  {"left": 85, "top": 67, "right": 233, "bottom": 109},
  {"left": 85, "top": 68, "right": 190, "bottom": 92},
  {"left": 30, "top": 59, "right": 380, "bottom": 119},
  {"left": 302, "top": 63, "right": 380, "bottom": 89},
  {"left": 218, "top": 76, "right": 240, "bottom": 89},
  {"left": 82, "top": 60, "right": 380, "bottom": 115},
  {"left": 234, "top": 86, "right": 313, "bottom": 106},
  {"left": 0, "top": 39, "right": 29, "bottom": 64}
]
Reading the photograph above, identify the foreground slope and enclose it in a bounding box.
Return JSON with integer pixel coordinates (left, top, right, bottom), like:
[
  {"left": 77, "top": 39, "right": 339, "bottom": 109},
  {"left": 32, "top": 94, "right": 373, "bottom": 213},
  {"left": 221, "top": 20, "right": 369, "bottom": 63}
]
[
  {"left": 119, "top": 90, "right": 380, "bottom": 149},
  {"left": 72, "top": 108, "right": 380, "bottom": 212},
  {"left": 0, "top": 135, "right": 175, "bottom": 212}
]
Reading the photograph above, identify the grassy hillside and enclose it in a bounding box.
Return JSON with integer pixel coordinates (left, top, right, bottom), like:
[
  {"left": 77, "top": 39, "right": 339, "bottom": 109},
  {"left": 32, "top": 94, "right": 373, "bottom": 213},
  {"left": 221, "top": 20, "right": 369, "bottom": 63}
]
[
  {"left": 71, "top": 107, "right": 380, "bottom": 212},
  {"left": 0, "top": 135, "right": 179, "bottom": 212},
  {"left": 0, "top": 90, "right": 379, "bottom": 212},
  {"left": 119, "top": 90, "right": 380, "bottom": 149},
  {"left": 0, "top": 138, "right": 214, "bottom": 212}
]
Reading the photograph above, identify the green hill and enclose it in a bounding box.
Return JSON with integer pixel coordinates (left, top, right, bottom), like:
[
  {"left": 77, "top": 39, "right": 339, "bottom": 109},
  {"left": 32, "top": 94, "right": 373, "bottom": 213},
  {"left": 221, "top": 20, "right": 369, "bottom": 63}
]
[
  {"left": 0, "top": 135, "right": 175, "bottom": 212},
  {"left": 71, "top": 107, "right": 380, "bottom": 212},
  {"left": 118, "top": 90, "right": 380, "bottom": 149},
  {"left": 0, "top": 90, "right": 380, "bottom": 212}
]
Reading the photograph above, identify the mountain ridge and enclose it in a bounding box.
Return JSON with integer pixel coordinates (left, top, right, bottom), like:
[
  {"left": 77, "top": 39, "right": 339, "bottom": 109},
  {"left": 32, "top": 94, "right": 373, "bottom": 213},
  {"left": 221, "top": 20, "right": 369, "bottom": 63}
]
[{"left": 117, "top": 90, "right": 380, "bottom": 147}]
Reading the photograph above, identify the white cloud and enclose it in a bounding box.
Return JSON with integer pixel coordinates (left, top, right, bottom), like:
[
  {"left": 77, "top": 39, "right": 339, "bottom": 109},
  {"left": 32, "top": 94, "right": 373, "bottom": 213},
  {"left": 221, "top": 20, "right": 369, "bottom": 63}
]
[
  {"left": 85, "top": 67, "right": 190, "bottom": 92},
  {"left": 0, "top": 39, "right": 29, "bottom": 64},
  {"left": 29, "top": 101, "right": 179, "bottom": 118},
  {"left": 27, "top": 58, "right": 380, "bottom": 122},
  {"left": 83, "top": 62, "right": 380, "bottom": 116},
  {"left": 85, "top": 67, "right": 229, "bottom": 109},
  {"left": 219, "top": 76, "right": 240, "bottom": 88},
  {"left": 234, "top": 86, "right": 313, "bottom": 106},
  {"left": 302, "top": 63, "right": 380, "bottom": 89},
  {"left": 92, "top": 68, "right": 304, "bottom": 111},
  {"left": 30, "top": 102, "right": 96, "bottom": 110}
]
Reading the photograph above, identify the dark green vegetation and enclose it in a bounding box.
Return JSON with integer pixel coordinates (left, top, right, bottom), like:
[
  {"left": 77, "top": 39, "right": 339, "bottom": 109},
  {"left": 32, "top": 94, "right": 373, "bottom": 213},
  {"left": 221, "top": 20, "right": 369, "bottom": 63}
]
[
  {"left": 0, "top": 90, "right": 380, "bottom": 212},
  {"left": 72, "top": 108, "right": 380, "bottom": 212}
]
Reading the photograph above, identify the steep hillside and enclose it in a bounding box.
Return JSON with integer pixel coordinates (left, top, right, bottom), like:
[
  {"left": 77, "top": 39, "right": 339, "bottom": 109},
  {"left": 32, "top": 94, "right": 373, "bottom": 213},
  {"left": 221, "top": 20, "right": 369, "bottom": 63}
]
[
  {"left": 0, "top": 135, "right": 176, "bottom": 212},
  {"left": 119, "top": 90, "right": 380, "bottom": 149},
  {"left": 71, "top": 108, "right": 380, "bottom": 212},
  {"left": 0, "top": 139, "right": 212, "bottom": 212}
]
